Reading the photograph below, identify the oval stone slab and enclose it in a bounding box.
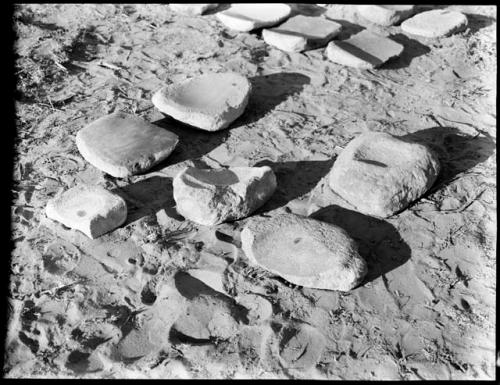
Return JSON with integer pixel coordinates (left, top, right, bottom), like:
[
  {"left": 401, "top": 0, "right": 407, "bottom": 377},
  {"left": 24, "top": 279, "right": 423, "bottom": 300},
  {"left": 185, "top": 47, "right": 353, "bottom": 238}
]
[
  {"left": 76, "top": 112, "right": 179, "bottom": 178},
  {"left": 357, "top": 5, "right": 416, "bottom": 26},
  {"left": 46, "top": 185, "right": 127, "bottom": 239},
  {"left": 152, "top": 72, "right": 251, "bottom": 132},
  {"left": 328, "top": 132, "right": 440, "bottom": 218},
  {"left": 241, "top": 214, "right": 368, "bottom": 291},
  {"left": 326, "top": 29, "right": 404, "bottom": 69},
  {"left": 169, "top": 3, "right": 219, "bottom": 16},
  {"left": 262, "top": 15, "right": 342, "bottom": 52},
  {"left": 401, "top": 9, "right": 468, "bottom": 38},
  {"left": 216, "top": 3, "right": 292, "bottom": 32},
  {"left": 173, "top": 166, "right": 277, "bottom": 226}
]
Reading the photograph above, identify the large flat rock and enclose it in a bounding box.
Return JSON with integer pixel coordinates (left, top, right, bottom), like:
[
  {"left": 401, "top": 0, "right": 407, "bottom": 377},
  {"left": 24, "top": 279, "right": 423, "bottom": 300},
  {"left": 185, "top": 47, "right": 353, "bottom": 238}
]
[
  {"left": 401, "top": 9, "right": 468, "bottom": 38},
  {"left": 241, "top": 214, "right": 368, "bottom": 291},
  {"left": 357, "top": 5, "right": 416, "bottom": 26},
  {"left": 328, "top": 132, "right": 441, "bottom": 218},
  {"left": 173, "top": 166, "right": 277, "bottom": 226},
  {"left": 326, "top": 29, "right": 404, "bottom": 69},
  {"left": 262, "top": 15, "right": 342, "bottom": 52},
  {"left": 76, "top": 112, "right": 178, "bottom": 178},
  {"left": 216, "top": 3, "right": 292, "bottom": 32},
  {"left": 152, "top": 72, "right": 251, "bottom": 132},
  {"left": 169, "top": 3, "right": 219, "bottom": 16},
  {"left": 46, "top": 185, "right": 127, "bottom": 239}
]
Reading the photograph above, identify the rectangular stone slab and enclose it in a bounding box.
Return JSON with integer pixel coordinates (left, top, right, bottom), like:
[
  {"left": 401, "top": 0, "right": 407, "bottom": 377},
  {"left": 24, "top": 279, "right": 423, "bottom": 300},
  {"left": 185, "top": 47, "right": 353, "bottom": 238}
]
[{"left": 76, "top": 112, "right": 179, "bottom": 178}]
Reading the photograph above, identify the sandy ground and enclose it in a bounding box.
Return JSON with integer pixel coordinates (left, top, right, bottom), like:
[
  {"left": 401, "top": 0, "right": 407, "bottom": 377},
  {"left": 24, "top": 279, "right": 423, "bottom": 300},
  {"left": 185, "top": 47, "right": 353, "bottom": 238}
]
[{"left": 6, "top": 4, "right": 497, "bottom": 379}]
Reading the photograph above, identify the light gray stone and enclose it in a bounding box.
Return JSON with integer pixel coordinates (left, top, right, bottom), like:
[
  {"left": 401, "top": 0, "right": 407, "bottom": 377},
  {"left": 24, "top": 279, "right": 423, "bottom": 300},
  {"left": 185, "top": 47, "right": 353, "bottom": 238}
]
[
  {"left": 326, "top": 29, "right": 404, "bottom": 69},
  {"left": 401, "top": 9, "right": 468, "bottom": 38},
  {"left": 328, "top": 131, "right": 440, "bottom": 218},
  {"left": 279, "top": 324, "right": 325, "bottom": 371},
  {"left": 357, "top": 5, "right": 416, "bottom": 26},
  {"left": 262, "top": 15, "right": 342, "bottom": 52},
  {"left": 169, "top": 3, "right": 219, "bottom": 16},
  {"left": 46, "top": 185, "right": 127, "bottom": 239},
  {"left": 216, "top": 3, "right": 292, "bottom": 32},
  {"left": 241, "top": 214, "right": 367, "bottom": 291},
  {"left": 173, "top": 166, "right": 277, "bottom": 226},
  {"left": 236, "top": 293, "right": 273, "bottom": 325},
  {"left": 152, "top": 72, "right": 251, "bottom": 132},
  {"left": 76, "top": 112, "right": 178, "bottom": 178}
]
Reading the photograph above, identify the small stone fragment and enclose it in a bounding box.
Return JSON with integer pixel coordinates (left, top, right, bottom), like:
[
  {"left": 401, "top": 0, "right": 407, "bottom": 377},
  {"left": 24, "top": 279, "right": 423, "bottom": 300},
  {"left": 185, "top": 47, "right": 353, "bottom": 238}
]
[
  {"left": 279, "top": 324, "right": 325, "bottom": 370},
  {"left": 236, "top": 293, "right": 273, "bottom": 325},
  {"left": 357, "top": 5, "right": 416, "bottom": 26},
  {"left": 328, "top": 131, "right": 440, "bottom": 218},
  {"left": 401, "top": 9, "right": 468, "bottom": 38},
  {"left": 76, "top": 112, "right": 178, "bottom": 177},
  {"left": 326, "top": 29, "right": 404, "bottom": 69},
  {"left": 262, "top": 15, "right": 342, "bottom": 52},
  {"left": 216, "top": 3, "right": 292, "bottom": 32},
  {"left": 46, "top": 185, "right": 127, "bottom": 239},
  {"left": 152, "top": 72, "right": 251, "bottom": 132},
  {"left": 241, "top": 213, "right": 367, "bottom": 291},
  {"left": 173, "top": 166, "right": 277, "bottom": 226},
  {"left": 169, "top": 3, "right": 219, "bottom": 16}
]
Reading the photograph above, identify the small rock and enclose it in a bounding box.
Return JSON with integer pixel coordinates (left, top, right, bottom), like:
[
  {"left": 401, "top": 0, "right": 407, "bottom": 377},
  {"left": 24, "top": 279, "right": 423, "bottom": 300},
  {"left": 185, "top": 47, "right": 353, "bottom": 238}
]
[
  {"left": 152, "top": 72, "right": 251, "bottom": 132},
  {"left": 236, "top": 293, "right": 273, "bottom": 325},
  {"left": 45, "top": 185, "right": 127, "bottom": 239},
  {"left": 326, "top": 29, "right": 404, "bottom": 69},
  {"left": 216, "top": 3, "right": 292, "bottom": 32},
  {"left": 279, "top": 324, "right": 325, "bottom": 370},
  {"left": 241, "top": 213, "right": 367, "bottom": 291},
  {"left": 116, "top": 328, "right": 157, "bottom": 361},
  {"left": 357, "top": 5, "right": 416, "bottom": 26},
  {"left": 401, "top": 9, "right": 468, "bottom": 38},
  {"left": 76, "top": 112, "right": 178, "bottom": 178},
  {"left": 328, "top": 131, "right": 440, "bottom": 218},
  {"left": 262, "top": 15, "right": 342, "bottom": 52},
  {"left": 169, "top": 3, "right": 219, "bottom": 16},
  {"left": 173, "top": 166, "right": 277, "bottom": 226}
]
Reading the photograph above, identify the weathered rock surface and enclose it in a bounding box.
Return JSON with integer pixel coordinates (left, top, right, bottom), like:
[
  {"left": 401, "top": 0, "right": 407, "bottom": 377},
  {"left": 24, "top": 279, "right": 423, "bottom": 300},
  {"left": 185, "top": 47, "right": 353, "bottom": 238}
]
[
  {"left": 152, "top": 72, "right": 251, "bottom": 132},
  {"left": 262, "top": 15, "right": 342, "bottom": 52},
  {"left": 326, "top": 29, "right": 404, "bottom": 69},
  {"left": 401, "top": 9, "right": 468, "bottom": 38},
  {"left": 328, "top": 131, "right": 441, "bottom": 218},
  {"left": 216, "top": 3, "right": 292, "bottom": 32},
  {"left": 46, "top": 185, "right": 127, "bottom": 239},
  {"left": 241, "top": 214, "right": 367, "bottom": 291},
  {"left": 279, "top": 324, "right": 325, "bottom": 370},
  {"left": 173, "top": 166, "right": 277, "bottom": 226},
  {"left": 357, "top": 5, "right": 416, "bottom": 26},
  {"left": 76, "top": 112, "right": 178, "bottom": 177},
  {"left": 169, "top": 3, "right": 218, "bottom": 16}
]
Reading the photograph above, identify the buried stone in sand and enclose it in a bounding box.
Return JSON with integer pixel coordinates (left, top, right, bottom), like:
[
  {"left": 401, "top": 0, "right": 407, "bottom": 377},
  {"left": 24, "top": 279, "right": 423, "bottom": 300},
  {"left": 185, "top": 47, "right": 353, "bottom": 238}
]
[{"left": 357, "top": 5, "right": 416, "bottom": 26}]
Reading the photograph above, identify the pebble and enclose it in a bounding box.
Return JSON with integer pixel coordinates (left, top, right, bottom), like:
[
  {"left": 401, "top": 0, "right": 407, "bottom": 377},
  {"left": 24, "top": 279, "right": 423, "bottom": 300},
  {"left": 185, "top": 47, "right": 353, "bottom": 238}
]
[
  {"left": 173, "top": 166, "right": 277, "bottom": 226},
  {"left": 357, "top": 5, "right": 416, "bottom": 26},
  {"left": 236, "top": 293, "right": 273, "bottom": 325},
  {"left": 45, "top": 185, "right": 127, "bottom": 239},
  {"left": 216, "top": 3, "right": 292, "bottom": 32},
  {"left": 326, "top": 29, "right": 404, "bottom": 69},
  {"left": 279, "top": 324, "right": 325, "bottom": 370},
  {"left": 401, "top": 9, "right": 468, "bottom": 38},
  {"left": 241, "top": 213, "right": 368, "bottom": 291},
  {"left": 152, "top": 72, "right": 251, "bottom": 132},
  {"left": 76, "top": 112, "right": 178, "bottom": 178},
  {"left": 262, "top": 15, "right": 342, "bottom": 52},
  {"left": 169, "top": 3, "right": 219, "bottom": 16},
  {"left": 328, "top": 131, "right": 441, "bottom": 218}
]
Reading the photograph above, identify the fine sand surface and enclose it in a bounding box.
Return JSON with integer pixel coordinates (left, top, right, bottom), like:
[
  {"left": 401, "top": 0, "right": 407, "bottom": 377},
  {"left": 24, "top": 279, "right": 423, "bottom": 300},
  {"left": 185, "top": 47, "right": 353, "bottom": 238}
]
[{"left": 8, "top": 4, "right": 496, "bottom": 379}]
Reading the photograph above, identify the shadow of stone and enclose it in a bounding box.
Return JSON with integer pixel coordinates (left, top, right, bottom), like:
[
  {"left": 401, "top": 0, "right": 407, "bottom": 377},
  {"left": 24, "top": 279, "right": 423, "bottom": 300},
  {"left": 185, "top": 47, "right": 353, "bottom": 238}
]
[
  {"left": 233, "top": 72, "right": 311, "bottom": 127},
  {"left": 381, "top": 33, "right": 431, "bottom": 70},
  {"left": 310, "top": 205, "right": 412, "bottom": 285},
  {"left": 204, "top": 3, "right": 231, "bottom": 15},
  {"left": 111, "top": 175, "right": 175, "bottom": 224},
  {"left": 289, "top": 3, "right": 327, "bottom": 17},
  {"left": 323, "top": 18, "right": 365, "bottom": 40},
  {"left": 399, "top": 126, "right": 496, "bottom": 195},
  {"left": 253, "top": 158, "right": 335, "bottom": 213},
  {"left": 463, "top": 13, "right": 495, "bottom": 34}
]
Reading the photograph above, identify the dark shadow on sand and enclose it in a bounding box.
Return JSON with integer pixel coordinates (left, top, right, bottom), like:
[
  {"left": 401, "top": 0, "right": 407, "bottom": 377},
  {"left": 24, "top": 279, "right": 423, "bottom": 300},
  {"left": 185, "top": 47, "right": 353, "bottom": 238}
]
[{"left": 381, "top": 33, "right": 431, "bottom": 70}]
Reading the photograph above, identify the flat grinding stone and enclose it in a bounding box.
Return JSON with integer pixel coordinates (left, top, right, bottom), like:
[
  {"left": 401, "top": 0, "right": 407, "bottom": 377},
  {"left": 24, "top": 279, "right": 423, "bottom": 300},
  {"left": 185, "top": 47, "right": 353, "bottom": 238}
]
[
  {"left": 152, "top": 72, "right": 251, "bottom": 132},
  {"left": 173, "top": 166, "right": 277, "bottom": 226},
  {"left": 328, "top": 131, "right": 441, "bottom": 218},
  {"left": 76, "top": 112, "right": 179, "bottom": 178},
  {"left": 401, "top": 9, "right": 468, "bottom": 38},
  {"left": 262, "top": 15, "right": 342, "bottom": 52},
  {"left": 357, "top": 5, "right": 416, "bottom": 26},
  {"left": 46, "top": 185, "right": 127, "bottom": 239},
  {"left": 241, "top": 213, "right": 368, "bottom": 291},
  {"left": 216, "top": 3, "right": 292, "bottom": 32},
  {"left": 169, "top": 3, "right": 219, "bottom": 16},
  {"left": 326, "top": 29, "right": 404, "bottom": 69}
]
